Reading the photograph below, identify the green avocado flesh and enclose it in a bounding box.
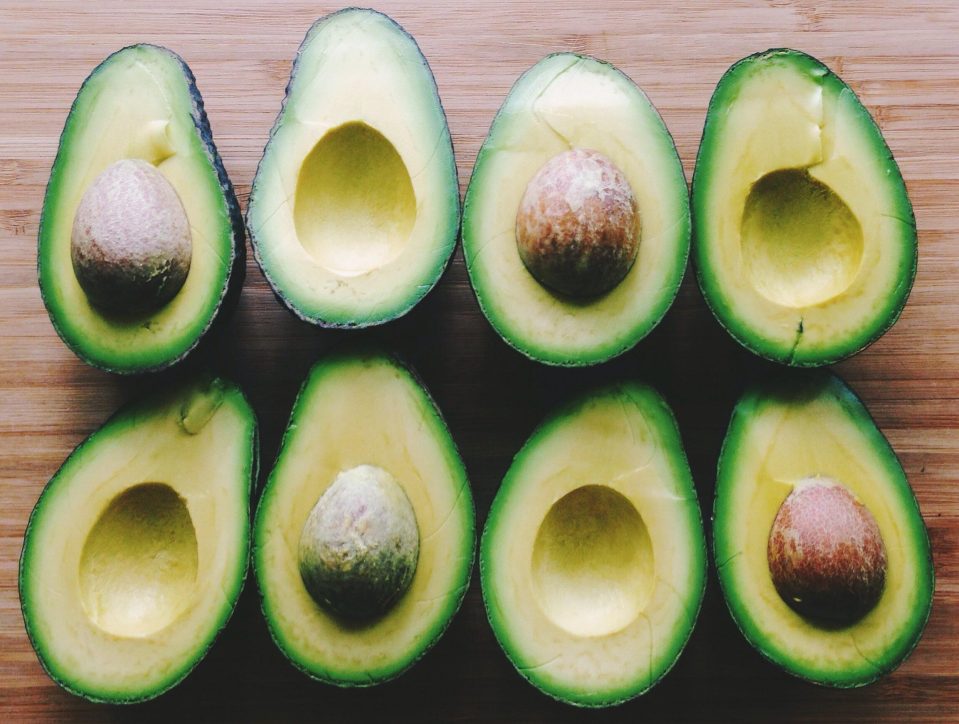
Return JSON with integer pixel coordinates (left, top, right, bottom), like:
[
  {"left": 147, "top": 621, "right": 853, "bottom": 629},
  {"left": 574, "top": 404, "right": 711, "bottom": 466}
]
[
  {"left": 481, "top": 383, "right": 706, "bottom": 706},
  {"left": 38, "top": 44, "right": 244, "bottom": 374},
  {"left": 253, "top": 351, "right": 475, "bottom": 685},
  {"left": 247, "top": 9, "right": 459, "bottom": 327},
  {"left": 713, "top": 372, "right": 933, "bottom": 686},
  {"left": 462, "top": 53, "right": 690, "bottom": 366},
  {"left": 692, "top": 49, "right": 917, "bottom": 366},
  {"left": 19, "top": 377, "right": 258, "bottom": 703}
]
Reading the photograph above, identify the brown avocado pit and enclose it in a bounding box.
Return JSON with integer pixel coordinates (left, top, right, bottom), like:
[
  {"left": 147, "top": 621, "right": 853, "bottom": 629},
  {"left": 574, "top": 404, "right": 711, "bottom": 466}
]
[
  {"left": 515, "top": 148, "right": 638, "bottom": 298},
  {"left": 767, "top": 477, "right": 887, "bottom": 627},
  {"left": 298, "top": 464, "right": 419, "bottom": 620},
  {"left": 71, "top": 158, "right": 192, "bottom": 316}
]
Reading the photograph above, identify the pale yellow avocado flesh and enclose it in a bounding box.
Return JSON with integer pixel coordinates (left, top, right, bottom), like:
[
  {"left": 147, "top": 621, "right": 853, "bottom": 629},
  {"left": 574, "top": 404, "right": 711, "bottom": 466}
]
[
  {"left": 463, "top": 54, "right": 690, "bottom": 364},
  {"left": 21, "top": 382, "right": 252, "bottom": 699},
  {"left": 483, "top": 386, "right": 705, "bottom": 704},
  {"left": 716, "top": 384, "right": 932, "bottom": 681},
  {"left": 254, "top": 356, "right": 473, "bottom": 683},
  {"left": 248, "top": 11, "right": 457, "bottom": 324},
  {"left": 41, "top": 48, "right": 231, "bottom": 361},
  {"left": 697, "top": 56, "right": 913, "bottom": 359}
]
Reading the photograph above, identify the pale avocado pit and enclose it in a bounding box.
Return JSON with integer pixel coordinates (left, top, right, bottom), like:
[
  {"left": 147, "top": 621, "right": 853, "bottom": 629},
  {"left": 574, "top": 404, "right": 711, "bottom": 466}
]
[
  {"left": 767, "top": 476, "right": 886, "bottom": 627},
  {"left": 71, "top": 159, "right": 192, "bottom": 315},
  {"left": 531, "top": 485, "right": 654, "bottom": 638},
  {"left": 741, "top": 169, "right": 864, "bottom": 308},
  {"left": 515, "top": 148, "right": 639, "bottom": 298},
  {"left": 79, "top": 482, "right": 198, "bottom": 638},
  {"left": 298, "top": 464, "right": 419, "bottom": 620}
]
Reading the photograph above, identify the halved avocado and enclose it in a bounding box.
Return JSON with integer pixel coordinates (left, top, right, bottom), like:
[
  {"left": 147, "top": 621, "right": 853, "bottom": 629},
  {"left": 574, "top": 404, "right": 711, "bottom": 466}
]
[
  {"left": 38, "top": 44, "right": 245, "bottom": 374},
  {"left": 19, "top": 376, "right": 258, "bottom": 703},
  {"left": 247, "top": 9, "right": 459, "bottom": 327},
  {"left": 462, "top": 54, "right": 690, "bottom": 366},
  {"left": 481, "top": 383, "right": 706, "bottom": 706},
  {"left": 692, "top": 49, "right": 917, "bottom": 366},
  {"left": 253, "top": 351, "right": 475, "bottom": 685},
  {"left": 714, "top": 372, "right": 933, "bottom": 686}
]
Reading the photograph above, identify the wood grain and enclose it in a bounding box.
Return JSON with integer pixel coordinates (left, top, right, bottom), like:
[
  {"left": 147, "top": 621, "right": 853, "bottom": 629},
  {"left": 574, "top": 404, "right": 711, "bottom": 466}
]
[{"left": 1, "top": 1, "right": 957, "bottom": 721}]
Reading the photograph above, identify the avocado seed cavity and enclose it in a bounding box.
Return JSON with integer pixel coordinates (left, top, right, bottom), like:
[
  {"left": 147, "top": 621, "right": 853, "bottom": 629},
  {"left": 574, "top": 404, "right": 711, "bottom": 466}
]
[
  {"left": 515, "top": 148, "right": 638, "bottom": 298},
  {"left": 767, "top": 476, "right": 887, "bottom": 626},
  {"left": 71, "top": 158, "right": 192, "bottom": 315},
  {"left": 298, "top": 465, "right": 419, "bottom": 620}
]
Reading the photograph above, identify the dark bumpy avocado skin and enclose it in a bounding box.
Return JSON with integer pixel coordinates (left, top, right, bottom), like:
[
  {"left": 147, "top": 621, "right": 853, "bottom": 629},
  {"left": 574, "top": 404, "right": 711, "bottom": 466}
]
[
  {"left": 247, "top": 9, "right": 459, "bottom": 328},
  {"left": 39, "top": 45, "right": 245, "bottom": 375},
  {"left": 713, "top": 371, "right": 934, "bottom": 687},
  {"left": 691, "top": 49, "right": 917, "bottom": 367},
  {"left": 19, "top": 375, "right": 259, "bottom": 703}
]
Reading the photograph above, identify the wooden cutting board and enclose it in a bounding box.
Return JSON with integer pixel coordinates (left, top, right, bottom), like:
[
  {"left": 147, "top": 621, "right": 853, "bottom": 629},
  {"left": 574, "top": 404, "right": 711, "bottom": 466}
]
[{"left": 1, "top": 1, "right": 956, "bottom": 720}]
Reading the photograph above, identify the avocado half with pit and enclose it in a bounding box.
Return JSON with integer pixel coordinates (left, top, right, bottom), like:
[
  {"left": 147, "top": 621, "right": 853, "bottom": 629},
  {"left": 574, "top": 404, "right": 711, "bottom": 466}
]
[
  {"left": 19, "top": 376, "right": 258, "bottom": 702},
  {"left": 692, "top": 49, "right": 917, "bottom": 366},
  {"left": 253, "top": 351, "right": 475, "bottom": 685},
  {"left": 462, "top": 54, "right": 690, "bottom": 366},
  {"left": 38, "top": 44, "right": 245, "bottom": 374},
  {"left": 246, "top": 9, "right": 459, "bottom": 327},
  {"left": 481, "top": 382, "right": 706, "bottom": 706},
  {"left": 714, "top": 372, "right": 933, "bottom": 686}
]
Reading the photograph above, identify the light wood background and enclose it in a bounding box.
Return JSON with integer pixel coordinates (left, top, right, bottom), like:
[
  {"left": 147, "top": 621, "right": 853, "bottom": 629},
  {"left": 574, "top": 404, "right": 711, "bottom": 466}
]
[{"left": 1, "top": 1, "right": 957, "bottom": 721}]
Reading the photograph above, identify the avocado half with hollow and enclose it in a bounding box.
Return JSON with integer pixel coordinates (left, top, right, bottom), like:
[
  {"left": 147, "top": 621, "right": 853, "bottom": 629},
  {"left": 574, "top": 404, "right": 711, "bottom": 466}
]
[
  {"left": 692, "top": 49, "right": 917, "bottom": 366},
  {"left": 463, "top": 53, "right": 690, "bottom": 366},
  {"left": 481, "top": 383, "right": 706, "bottom": 706},
  {"left": 253, "top": 351, "right": 475, "bottom": 685},
  {"left": 38, "top": 44, "right": 245, "bottom": 374},
  {"left": 247, "top": 9, "right": 459, "bottom": 327},
  {"left": 19, "top": 376, "right": 258, "bottom": 703},
  {"left": 714, "top": 372, "right": 933, "bottom": 686}
]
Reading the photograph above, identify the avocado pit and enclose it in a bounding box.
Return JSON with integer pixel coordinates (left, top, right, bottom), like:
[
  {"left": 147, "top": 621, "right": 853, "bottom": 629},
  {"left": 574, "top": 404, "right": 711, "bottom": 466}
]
[
  {"left": 298, "top": 465, "right": 419, "bottom": 620},
  {"left": 515, "top": 148, "right": 639, "bottom": 298},
  {"left": 71, "top": 159, "right": 192, "bottom": 315},
  {"left": 767, "top": 477, "right": 886, "bottom": 626}
]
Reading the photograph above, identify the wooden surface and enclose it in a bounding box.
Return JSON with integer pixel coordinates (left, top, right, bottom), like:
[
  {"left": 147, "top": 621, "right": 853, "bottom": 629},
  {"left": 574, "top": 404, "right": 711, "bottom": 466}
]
[{"left": 1, "top": 1, "right": 957, "bottom": 720}]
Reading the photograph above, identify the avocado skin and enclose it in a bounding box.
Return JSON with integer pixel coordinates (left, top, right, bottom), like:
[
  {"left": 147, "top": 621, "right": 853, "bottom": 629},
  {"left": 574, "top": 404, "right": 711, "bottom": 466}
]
[
  {"left": 252, "top": 346, "right": 476, "bottom": 686},
  {"left": 38, "top": 44, "right": 246, "bottom": 375},
  {"left": 247, "top": 8, "right": 459, "bottom": 329},
  {"left": 691, "top": 49, "right": 917, "bottom": 367},
  {"left": 18, "top": 375, "right": 259, "bottom": 703},
  {"left": 712, "top": 371, "right": 934, "bottom": 687}
]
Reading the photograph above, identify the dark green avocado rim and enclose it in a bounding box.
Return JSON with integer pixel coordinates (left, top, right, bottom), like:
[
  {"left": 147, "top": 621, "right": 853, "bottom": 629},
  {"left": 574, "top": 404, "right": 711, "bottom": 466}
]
[
  {"left": 690, "top": 48, "right": 917, "bottom": 367},
  {"left": 480, "top": 381, "right": 707, "bottom": 707},
  {"left": 252, "top": 347, "right": 476, "bottom": 686},
  {"left": 18, "top": 376, "right": 259, "bottom": 703},
  {"left": 461, "top": 52, "right": 691, "bottom": 367},
  {"left": 246, "top": 8, "right": 461, "bottom": 329},
  {"left": 37, "top": 44, "right": 246, "bottom": 375},
  {"left": 712, "top": 370, "right": 934, "bottom": 686}
]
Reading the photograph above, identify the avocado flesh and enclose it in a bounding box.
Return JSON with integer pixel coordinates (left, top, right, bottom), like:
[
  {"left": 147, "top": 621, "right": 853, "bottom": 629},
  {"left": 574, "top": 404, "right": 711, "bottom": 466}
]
[
  {"left": 481, "top": 383, "right": 706, "bottom": 706},
  {"left": 253, "top": 352, "right": 475, "bottom": 685},
  {"left": 38, "top": 44, "right": 244, "bottom": 373},
  {"left": 713, "top": 372, "right": 933, "bottom": 686},
  {"left": 247, "top": 9, "right": 459, "bottom": 327},
  {"left": 19, "top": 376, "right": 257, "bottom": 703},
  {"left": 692, "top": 49, "right": 916, "bottom": 366},
  {"left": 462, "top": 54, "right": 690, "bottom": 366}
]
